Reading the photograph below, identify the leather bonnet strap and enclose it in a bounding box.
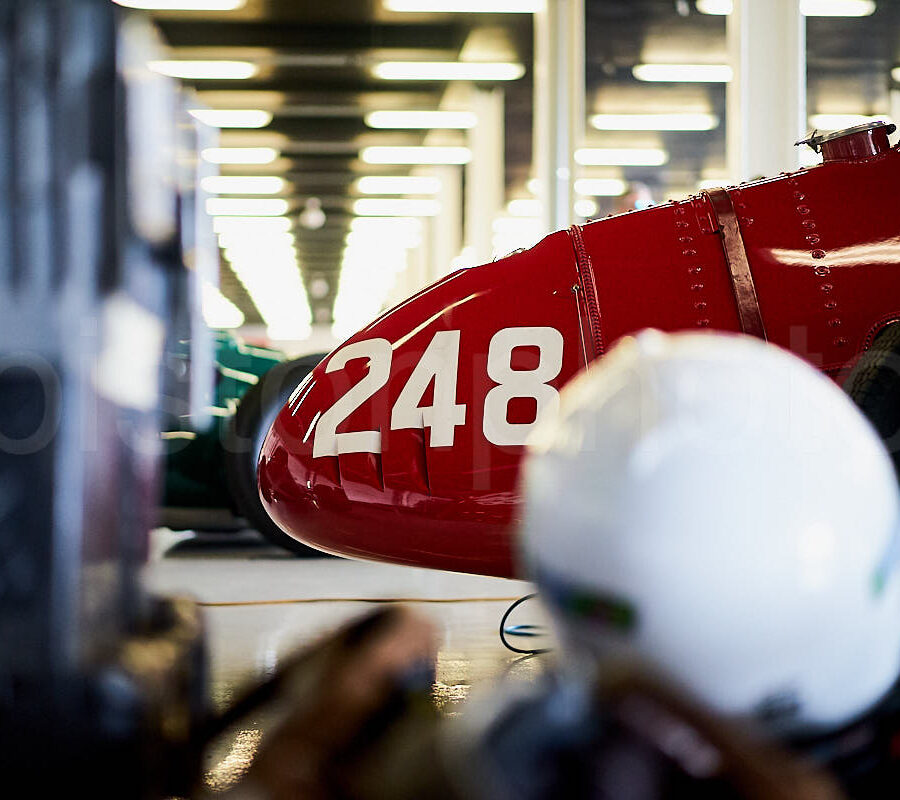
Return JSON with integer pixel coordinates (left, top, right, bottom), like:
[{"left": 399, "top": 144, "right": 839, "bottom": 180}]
[{"left": 703, "top": 188, "right": 767, "bottom": 341}]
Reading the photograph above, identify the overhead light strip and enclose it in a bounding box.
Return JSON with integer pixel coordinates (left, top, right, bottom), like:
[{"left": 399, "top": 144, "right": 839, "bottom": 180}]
[
  {"left": 809, "top": 113, "right": 892, "bottom": 129},
  {"left": 365, "top": 110, "right": 478, "bottom": 129},
  {"left": 115, "top": 0, "right": 245, "bottom": 8},
  {"left": 590, "top": 112, "right": 719, "bottom": 131},
  {"left": 373, "top": 61, "right": 525, "bottom": 81},
  {"left": 632, "top": 64, "right": 732, "bottom": 83},
  {"left": 200, "top": 280, "right": 245, "bottom": 330},
  {"left": 206, "top": 198, "right": 289, "bottom": 216},
  {"left": 356, "top": 176, "right": 442, "bottom": 194},
  {"left": 188, "top": 109, "right": 273, "bottom": 128},
  {"left": 574, "top": 148, "right": 668, "bottom": 166},
  {"left": 383, "top": 0, "right": 542, "bottom": 11},
  {"left": 350, "top": 217, "right": 423, "bottom": 234},
  {"left": 201, "top": 147, "right": 279, "bottom": 164},
  {"left": 220, "top": 229, "right": 311, "bottom": 340},
  {"left": 147, "top": 60, "right": 257, "bottom": 80},
  {"left": 212, "top": 216, "right": 292, "bottom": 234},
  {"left": 573, "top": 178, "right": 628, "bottom": 196},
  {"left": 353, "top": 198, "right": 441, "bottom": 216},
  {"left": 361, "top": 146, "right": 472, "bottom": 165},
  {"left": 506, "top": 198, "right": 542, "bottom": 218},
  {"left": 697, "top": 0, "right": 876, "bottom": 15},
  {"left": 201, "top": 176, "right": 285, "bottom": 195}
]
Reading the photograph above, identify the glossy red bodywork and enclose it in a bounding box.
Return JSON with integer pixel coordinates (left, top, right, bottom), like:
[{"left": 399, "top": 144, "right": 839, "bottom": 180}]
[{"left": 260, "top": 131, "right": 900, "bottom": 578}]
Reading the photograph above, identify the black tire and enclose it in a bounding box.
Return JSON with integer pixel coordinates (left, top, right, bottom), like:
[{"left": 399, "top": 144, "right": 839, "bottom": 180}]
[
  {"left": 223, "top": 353, "right": 327, "bottom": 556},
  {"left": 842, "top": 323, "right": 900, "bottom": 480}
]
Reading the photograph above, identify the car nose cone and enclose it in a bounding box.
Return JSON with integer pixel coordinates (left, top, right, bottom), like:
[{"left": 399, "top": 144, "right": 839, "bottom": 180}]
[
  {"left": 258, "top": 229, "right": 589, "bottom": 577},
  {"left": 259, "top": 140, "right": 900, "bottom": 576}
]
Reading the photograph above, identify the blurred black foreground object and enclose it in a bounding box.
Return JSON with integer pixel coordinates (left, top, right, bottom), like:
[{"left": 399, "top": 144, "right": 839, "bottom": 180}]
[
  {"left": 0, "top": 1, "right": 208, "bottom": 795},
  {"left": 223, "top": 606, "right": 842, "bottom": 800}
]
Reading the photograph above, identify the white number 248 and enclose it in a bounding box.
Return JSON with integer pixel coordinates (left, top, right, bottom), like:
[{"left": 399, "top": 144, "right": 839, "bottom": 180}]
[{"left": 312, "top": 326, "right": 564, "bottom": 458}]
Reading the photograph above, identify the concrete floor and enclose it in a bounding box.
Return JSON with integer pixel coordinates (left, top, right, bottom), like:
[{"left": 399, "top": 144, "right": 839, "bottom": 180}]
[{"left": 143, "top": 529, "right": 550, "bottom": 793}]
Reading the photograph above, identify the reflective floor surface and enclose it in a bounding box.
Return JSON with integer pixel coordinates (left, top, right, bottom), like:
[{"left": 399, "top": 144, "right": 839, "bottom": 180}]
[{"left": 144, "top": 529, "right": 548, "bottom": 793}]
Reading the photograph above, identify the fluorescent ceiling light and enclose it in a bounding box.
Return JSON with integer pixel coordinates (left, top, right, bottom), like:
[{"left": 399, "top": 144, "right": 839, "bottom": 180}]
[
  {"left": 344, "top": 228, "right": 415, "bottom": 241},
  {"left": 188, "top": 109, "right": 273, "bottom": 128},
  {"left": 333, "top": 243, "right": 410, "bottom": 338},
  {"left": 574, "top": 198, "right": 598, "bottom": 218},
  {"left": 344, "top": 245, "right": 414, "bottom": 266},
  {"left": 694, "top": 0, "right": 732, "bottom": 11},
  {"left": 506, "top": 198, "right": 542, "bottom": 217},
  {"left": 574, "top": 178, "right": 628, "bottom": 196},
  {"left": 225, "top": 249, "right": 297, "bottom": 267},
  {"left": 226, "top": 256, "right": 311, "bottom": 341},
  {"left": 114, "top": 0, "right": 245, "bottom": 8},
  {"left": 697, "top": 178, "right": 732, "bottom": 190},
  {"left": 365, "top": 110, "right": 478, "bottom": 129},
  {"left": 147, "top": 60, "right": 257, "bottom": 80},
  {"left": 632, "top": 64, "right": 732, "bottom": 83},
  {"left": 361, "top": 145, "right": 471, "bottom": 165},
  {"left": 353, "top": 198, "right": 441, "bottom": 216},
  {"left": 116, "top": 0, "right": 245, "bottom": 7},
  {"left": 219, "top": 233, "right": 295, "bottom": 253},
  {"left": 206, "top": 198, "right": 289, "bottom": 216},
  {"left": 212, "top": 216, "right": 292, "bottom": 234},
  {"left": 697, "top": 0, "right": 875, "bottom": 14},
  {"left": 357, "top": 176, "right": 441, "bottom": 194},
  {"left": 493, "top": 233, "right": 543, "bottom": 256},
  {"left": 221, "top": 227, "right": 310, "bottom": 340},
  {"left": 384, "top": 0, "right": 542, "bottom": 11},
  {"left": 809, "top": 113, "right": 891, "bottom": 130},
  {"left": 373, "top": 61, "right": 525, "bottom": 81},
  {"left": 590, "top": 112, "right": 718, "bottom": 131},
  {"left": 801, "top": 0, "right": 875, "bottom": 15},
  {"left": 200, "top": 281, "right": 245, "bottom": 329},
  {"left": 201, "top": 176, "right": 285, "bottom": 194},
  {"left": 575, "top": 148, "right": 668, "bottom": 166},
  {"left": 345, "top": 230, "right": 423, "bottom": 248},
  {"left": 201, "top": 147, "right": 278, "bottom": 164},
  {"left": 350, "top": 216, "right": 423, "bottom": 234},
  {"left": 223, "top": 239, "right": 295, "bottom": 256},
  {"left": 493, "top": 217, "right": 540, "bottom": 233},
  {"left": 491, "top": 218, "right": 546, "bottom": 252}
]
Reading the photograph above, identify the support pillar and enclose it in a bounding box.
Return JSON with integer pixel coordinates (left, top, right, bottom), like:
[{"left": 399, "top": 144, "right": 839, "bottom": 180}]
[
  {"left": 727, "top": 0, "right": 805, "bottom": 181},
  {"left": 534, "top": 0, "right": 584, "bottom": 233},
  {"left": 431, "top": 164, "right": 462, "bottom": 281},
  {"left": 465, "top": 86, "right": 504, "bottom": 264}
]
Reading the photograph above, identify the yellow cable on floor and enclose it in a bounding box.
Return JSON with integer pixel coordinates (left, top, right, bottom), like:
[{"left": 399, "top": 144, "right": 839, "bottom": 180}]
[{"left": 196, "top": 596, "right": 525, "bottom": 607}]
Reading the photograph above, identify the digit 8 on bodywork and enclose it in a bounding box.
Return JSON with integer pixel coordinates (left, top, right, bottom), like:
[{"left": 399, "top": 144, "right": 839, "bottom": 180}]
[{"left": 257, "top": 229, "right": 589, "bottom": 577}]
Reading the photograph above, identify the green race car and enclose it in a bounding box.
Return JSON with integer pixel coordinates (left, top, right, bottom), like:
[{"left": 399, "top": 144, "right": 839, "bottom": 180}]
[{"left": 161, "top": 332, "right": 324, "bottom": 555}]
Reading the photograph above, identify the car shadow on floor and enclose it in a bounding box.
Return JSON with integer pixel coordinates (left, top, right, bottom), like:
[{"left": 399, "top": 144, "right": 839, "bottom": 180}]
[{"left": 159, "top": 529, "right": 333, "bottom": 560}]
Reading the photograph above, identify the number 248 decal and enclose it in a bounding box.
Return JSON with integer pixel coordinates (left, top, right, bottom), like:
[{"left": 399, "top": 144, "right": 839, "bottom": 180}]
[{"left": 312, "top": 326, "right": 564, "bottom": 458}]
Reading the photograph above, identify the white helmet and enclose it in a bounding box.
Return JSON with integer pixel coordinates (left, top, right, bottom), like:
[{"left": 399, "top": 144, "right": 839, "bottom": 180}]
[{"left": 520, "top": 330, "right": 900, "bottom": 735}]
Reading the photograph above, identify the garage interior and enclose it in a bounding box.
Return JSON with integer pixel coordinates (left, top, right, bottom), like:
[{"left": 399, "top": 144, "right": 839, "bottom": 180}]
[{"left": 3, "top": 0, "right": 900, "bottom": 797}]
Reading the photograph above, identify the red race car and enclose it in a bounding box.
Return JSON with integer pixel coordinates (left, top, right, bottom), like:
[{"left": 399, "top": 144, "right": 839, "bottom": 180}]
[{"left": 259, "top": 121, "right": 900, "bottom": 578}]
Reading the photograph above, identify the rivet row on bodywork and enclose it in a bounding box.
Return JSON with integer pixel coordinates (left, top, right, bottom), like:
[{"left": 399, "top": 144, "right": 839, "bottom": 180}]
[
  {"left": 675, "top": 201, "right": 711, "bottom": 328},
  {"left": 790, "top": 178, "right": 844, "bottom": 351}
]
